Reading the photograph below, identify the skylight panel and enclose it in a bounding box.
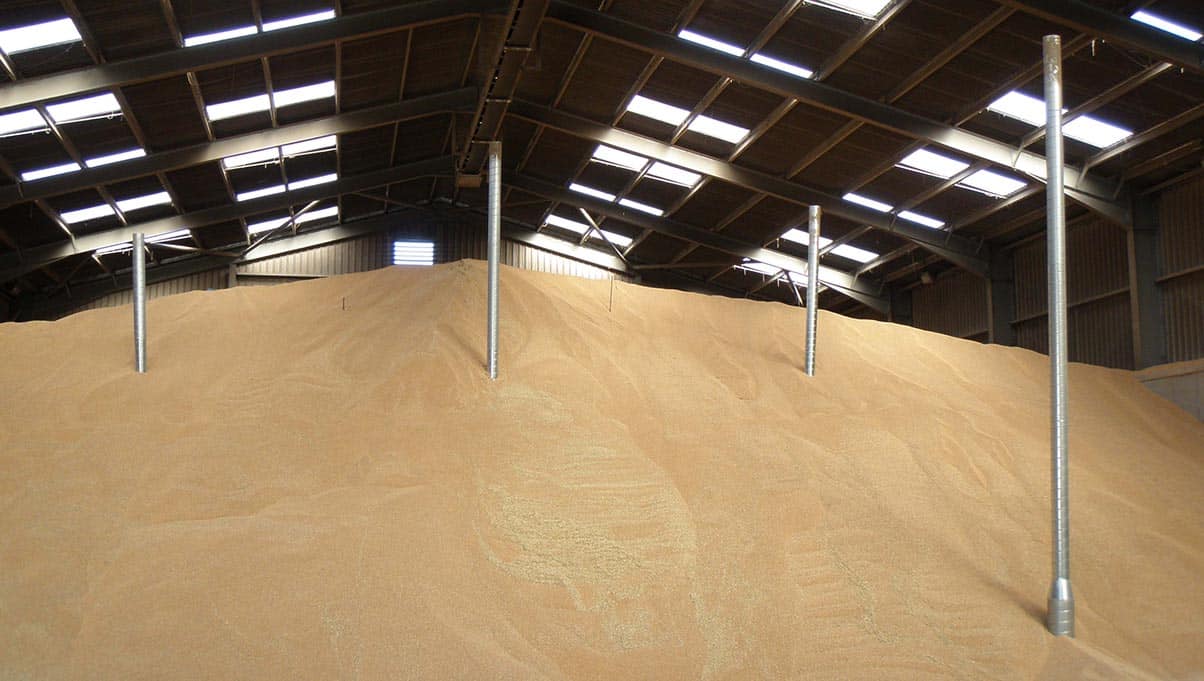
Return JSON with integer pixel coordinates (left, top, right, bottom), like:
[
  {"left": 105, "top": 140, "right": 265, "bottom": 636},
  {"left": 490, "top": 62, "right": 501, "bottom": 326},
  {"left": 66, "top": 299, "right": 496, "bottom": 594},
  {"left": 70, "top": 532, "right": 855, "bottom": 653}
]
[
  {"left": 236, "top": 185, "right": 286, "bottom": 202},
  {"left": 750, "top": 53, "right": 814, "bottom": 79},
  {"left": 646, "top": 162, "right": 701, "bottom": 187},
  {"left": 626, "top": 95, "right": 690, "bottom": 126},
  {"left": 678, "top": 29, "right": 744, "bottom": 57},
  {"left": 262, "top": 10, "right": 337, "bottom": 32},
  {"left": 246, "top": 216, "right": 290, "bottom": 234},
  {"left": 95, "top": 241, "right": 133, "bottom": 256},
  {"left": 618, "top": 198, "right": 664, "bottom": 216},
  {"left": 957, "top": 168, "right": 1026, "bottom": 197},
  {"left": 591, "top": 144, "right": 648, "bottom": 171},
  {"left": 595, "top": 229, "right": 633, "bottom": 248},
  {"left": 272, "top": 81, "right": 336, "bottom": 108},
  {"left": 808, "top": 0, "right": 893, "bottom": 20},
  {"left": 206, "top": 94, "right": 271, "bottom": 121},
  {"left": 223, "top": 147, "right": 281, "bottom": 169},
  {"left": 545, "top": 215, "right": 590, "bottom": 234},
  {"left": 898, "top": 210, "right": 944, "bottom": 229},
  {"left": 393, "top": 241, "right": 435, "bottom": 266},
  {"left": 0, "top": 18, "right": 81, "bottom": 54},
  {"left": 1130, "top": 10, "right": 1202, "bottom": 42},
  {"left": 85, "top": 148, "right": 146, "bottom": 168},
  {"left": 20, "top": 161, "right": 80, "bottom": 182},
  {"left": 897, "top": 148, "right": 969, "bottom": 179},
  {"left": 843, "top": 192, "right": 892, "bottom": 212},
  {"left": 294, "top": 205, "right": 339, "bottom": 224},
  {"left": 987, "top": 91, "right": 1046, "bottom": 126},
  {"left": 781, "top": 228, "right": 833, "bottom": 248},
  {"left": 687, "top": 115, "right": 749, "bottom": 144},
  {"left": 148, "top": 229, "right": 191, "bottom": 244},
  {"left": 1063, "top": 116, "right": 1132, "bottom": 148},
  {"left": 287, "top": 173, "right": 338, "bottom": 190},
  {"left": 116, "top": 191, "right": 172, "bottom": 213},
  {"left": 281, "top": 135, "right": 337, "bottom": 157},
  {"left": 45, "top": 93, "right": 121, "bottom": 124},
  {"left": 832, "top": 244, "right": 878, "bottom": 263},
  {"left": 569, "top": 183, "right": 617, "bottom": 202},
  {"left": 0, "top": 109, "right": 48, "bottom": 136},
  {"left": 61, "top": 204, "right": 116, "bottom": 224},
  {"left": 183, "top": 25, "right": 258, "bottom": 47}
]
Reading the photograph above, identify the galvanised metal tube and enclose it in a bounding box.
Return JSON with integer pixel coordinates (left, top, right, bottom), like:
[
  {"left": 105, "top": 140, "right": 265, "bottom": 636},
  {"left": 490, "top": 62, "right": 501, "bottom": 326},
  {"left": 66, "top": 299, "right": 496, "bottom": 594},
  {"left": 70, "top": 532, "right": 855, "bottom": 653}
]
[
  {"left": 804, "top": 205, "right": 821, "bottom": 377},
  {"left": 486, "top": 141, "right": 501, "bottom": 380},
  {"left": 1043, "top": 34, "right": 1074, "bottom": 637},
  {"left": 132, "top": 232, "right": 147, "bottom": 374}
]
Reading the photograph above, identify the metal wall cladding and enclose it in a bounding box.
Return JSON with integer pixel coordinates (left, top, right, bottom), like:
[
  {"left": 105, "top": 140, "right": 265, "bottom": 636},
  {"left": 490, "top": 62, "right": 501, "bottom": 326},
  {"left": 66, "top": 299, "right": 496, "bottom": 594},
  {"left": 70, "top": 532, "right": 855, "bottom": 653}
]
[
  {"left": 1160, "top": 174, "right": 1204, "bottom": 277},
  {"left": 237, "top": 233, "right": 392, "bottom": 277},
  {"left": 1012, "top": 216, "right": 1134, "bottom": 368},
  {"left": 438, "top": 223, "right": 626, "bottom": 282},
  {"left": 1015, "top": 292, "right": 1134, "bottom": 369},
  {"left": 74, "top": 268, "right": 228, "bottom": 313},
  {"left": 912, "top": 270, "right": 988, "bottom": 339},
  {"left": 1163, "top": 270, "right": 1204, "bottom": 363}
]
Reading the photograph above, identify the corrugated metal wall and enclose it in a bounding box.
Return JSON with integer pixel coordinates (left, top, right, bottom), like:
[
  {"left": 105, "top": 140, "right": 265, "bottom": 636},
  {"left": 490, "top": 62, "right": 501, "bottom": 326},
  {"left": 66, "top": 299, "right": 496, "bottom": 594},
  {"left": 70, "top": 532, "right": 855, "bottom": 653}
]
[
  {"left": 237, "top": 232, "right": 392, "bottom": 278},
  {"left": 73, "top": 268, "right": 228, "bottom": 312},
  {"left": 62, "top": 221, "right": 622, "bottom": 316},
  {"left": 911, "top": 270, "right": 989, "bottom": 339},
  {"left": 1159, "top": 174, "right": 1204, "bottom": 362},
  {"left": 1012, "top": 216, "right": 1133, "bottom": 369},
  {"left": 438, "top": 223, "right": 620, "bottom": 281}
]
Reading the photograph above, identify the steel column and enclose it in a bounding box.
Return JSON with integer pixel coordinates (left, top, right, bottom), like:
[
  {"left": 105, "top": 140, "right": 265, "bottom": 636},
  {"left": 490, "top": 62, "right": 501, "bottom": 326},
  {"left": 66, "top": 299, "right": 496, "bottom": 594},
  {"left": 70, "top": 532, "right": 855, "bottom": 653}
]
[
  {"left": 1128, "top": 196, "right": 1166, "bottom": 368},
  {"left": 132, "top": 232, "right": 147, "bottom": 373},
  {"left": 1043, "top": 35, "right": 1074, "bottom": 638},
  {"left": 486, "top": 141, "right": 501, "bottom": 380},
  {"left": 805, "top": 205, "right": 820, "bottom": 377}
]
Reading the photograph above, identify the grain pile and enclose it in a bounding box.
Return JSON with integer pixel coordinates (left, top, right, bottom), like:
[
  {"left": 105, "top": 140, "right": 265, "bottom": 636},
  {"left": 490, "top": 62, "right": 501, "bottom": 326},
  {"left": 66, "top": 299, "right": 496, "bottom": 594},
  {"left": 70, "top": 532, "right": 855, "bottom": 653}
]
[{"left": 1, "top": 260, "right": 1201, "bottom": 680}]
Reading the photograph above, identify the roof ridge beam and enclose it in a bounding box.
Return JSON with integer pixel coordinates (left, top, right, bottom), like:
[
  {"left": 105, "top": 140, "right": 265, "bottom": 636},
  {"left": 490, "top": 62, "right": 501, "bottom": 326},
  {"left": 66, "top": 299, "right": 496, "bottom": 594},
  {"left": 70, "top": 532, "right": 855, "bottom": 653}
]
[
  {"left": 506, "top": 171, "right": 890, "bottom": 313},
  {"left": 508, "top": 100, "right": 989, "bottom": 276},
  {"left": 0, "top": 0, "right": 505, "bottom": 113},
  {"left": 0, "top": 156, "right": 456, "bottom": 284},
  {"left": 0, "top": 87, "right": 476, "bottom": 209},
  {"left": 543, "top": 0, "right": 1125, "bottom": 218}
]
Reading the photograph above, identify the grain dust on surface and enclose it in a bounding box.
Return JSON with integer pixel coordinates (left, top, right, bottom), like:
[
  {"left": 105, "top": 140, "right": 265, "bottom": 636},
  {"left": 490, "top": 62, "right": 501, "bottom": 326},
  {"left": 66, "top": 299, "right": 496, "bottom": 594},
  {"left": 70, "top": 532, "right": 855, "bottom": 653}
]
[{"left": 1, "top": 260, "right": 1201, "bottom": 680}]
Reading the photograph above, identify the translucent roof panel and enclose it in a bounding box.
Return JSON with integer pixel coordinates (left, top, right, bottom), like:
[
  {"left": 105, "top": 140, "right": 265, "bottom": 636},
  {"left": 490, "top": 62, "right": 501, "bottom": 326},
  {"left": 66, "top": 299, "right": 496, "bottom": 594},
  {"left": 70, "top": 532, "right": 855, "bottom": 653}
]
[
  {"left": 0, "top": 18, "right": 81, "bottom": 55},
  {"left": 897, "top": 149, "right": 970, "bottom": 179},
  {"left": 807, "top": 0, "right": 894, "bottom": 20},
  {"left": 45, "top": 93, "right": 121, "bottom": 124},
  {"left": 1130, "top": 10, "right": 1202, "bottom": 42},
  {"left": 957, "top": 169, "right": 1027, "bottom": 198}
]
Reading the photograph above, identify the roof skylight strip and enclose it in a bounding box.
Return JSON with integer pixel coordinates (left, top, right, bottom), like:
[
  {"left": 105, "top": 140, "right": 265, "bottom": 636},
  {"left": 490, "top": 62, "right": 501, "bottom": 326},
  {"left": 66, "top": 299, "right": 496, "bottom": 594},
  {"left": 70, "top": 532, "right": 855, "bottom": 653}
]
[
  {"left": 272, "top": 81, "right": 336, "bottom": 108},
  {"left": 183, "top": 25, "right": 258, "bottom": 47},
  {"left": 0, "top": 109, "right": 49, "bottom": 136},
  {"left": 618, "top": 198, "right": 664, "bottom": 216},
  {"left": 85, "top": 148, "right": 147, "bottom": 168},
  {"left": 1130, "top": 10, "right": 1202, "bottom": 42},
  {"left": 45, "top": 93, "right": 121, "bottom": 124},
  {"left": 0, "top": 17, "right": 81, "bottom": 55},
  {"left": 20, "top": 161, "right": 81, "bottom": 182},
  {"left": 116, "top": 191, "right": 172, "bottom": 213},
  {"left": 262, "top": 10, "right": 337, "bottom": 32},
  {"left": 807, "top": 0, "right": 894, "bottom": 20},
  {"left": 61, "top": 204, "right": 116, "bottom": 224}
]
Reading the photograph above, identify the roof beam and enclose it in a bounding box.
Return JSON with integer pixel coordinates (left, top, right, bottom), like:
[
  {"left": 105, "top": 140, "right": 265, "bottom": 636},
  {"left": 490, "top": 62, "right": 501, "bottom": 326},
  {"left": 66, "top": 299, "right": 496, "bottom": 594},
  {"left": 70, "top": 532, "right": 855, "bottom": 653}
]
[
  {"left": 0, "top": 88, "right": 475, "bottom": 209},
  {"left": 544, "top": 0, "right": 1123, "bottom": 207},
  {"left": 508, "top": 100, "right": 989, "bottom": 276},
  {"left": 994, "top": 0, "right": 1204, "bottom": 75},
  {"left": 0, "top": 157, "right": 455, "bottom": 284},
  {"left": 0, "top": 0, "right": 504, "bottom": 113},
  {"left": 506, "top": 171, "right": 889, "bottom": 313}
]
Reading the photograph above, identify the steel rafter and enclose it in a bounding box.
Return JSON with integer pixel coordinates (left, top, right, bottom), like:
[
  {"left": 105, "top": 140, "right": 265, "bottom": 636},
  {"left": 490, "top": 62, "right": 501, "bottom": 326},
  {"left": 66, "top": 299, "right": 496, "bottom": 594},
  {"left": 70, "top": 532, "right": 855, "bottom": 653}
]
[
  {"left": 508, "top": 100, "right": 989, "bottom": 275},
  {"left": 0, "top": 157, "right": 456, "bottom": 284},
  {"left": 0, "top": 0, "right": 505, "bottom": 113},
  {"left": 543, "top": 0, "right": 1123, "bottom": 209},
  {"left": 994, "top": 0, "right": 1204, "bottom": 75},
  {"left": 0, "top": 89, "right": 476, "bottom": 209},
  {"left": 505, "top": 171, "right": 889, "bottom": 312}
]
